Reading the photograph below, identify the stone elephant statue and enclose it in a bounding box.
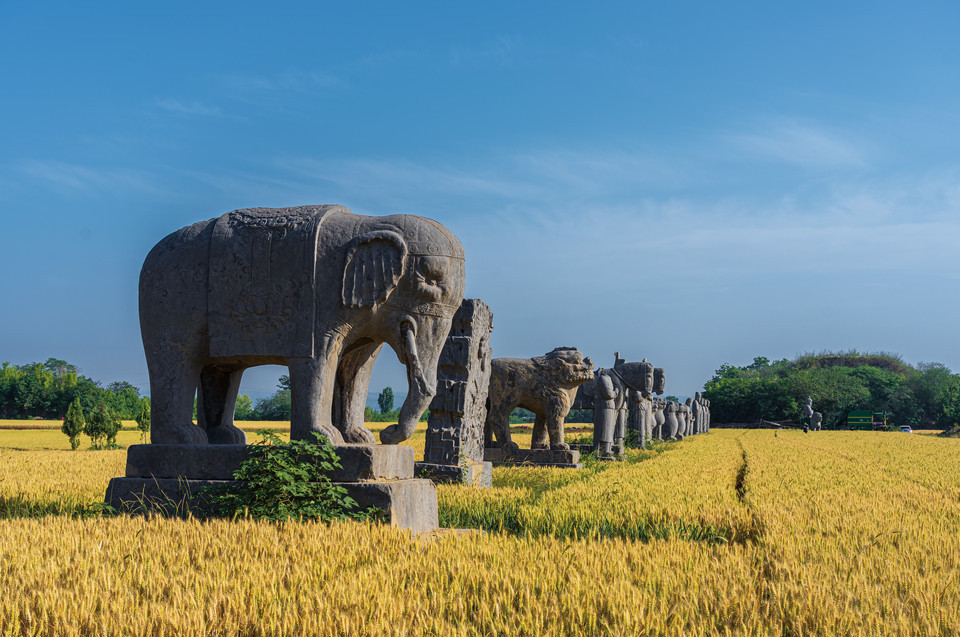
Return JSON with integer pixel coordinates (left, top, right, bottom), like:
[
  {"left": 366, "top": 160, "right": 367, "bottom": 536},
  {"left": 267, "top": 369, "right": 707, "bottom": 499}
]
[
  {"left": 484, "top": 347, "right": 594, "bottom": 450},
  {"left": 139, "top": 205, "right": 465, "bottom": 446}
]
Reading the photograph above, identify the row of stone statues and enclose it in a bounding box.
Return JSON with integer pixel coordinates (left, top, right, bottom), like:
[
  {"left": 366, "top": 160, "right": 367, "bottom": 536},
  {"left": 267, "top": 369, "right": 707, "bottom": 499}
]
[
  {"left": 480, "top": 347, "right": 711, "bottom": 460},
  {"left": 118, "top": 206, "right": 714, "bottom": 527},
  {"left": 635, "top": 394, "right": 712, "bottom": 444},
  {"left": 136, "top": 206, "right": 713, "bottom": 463}
]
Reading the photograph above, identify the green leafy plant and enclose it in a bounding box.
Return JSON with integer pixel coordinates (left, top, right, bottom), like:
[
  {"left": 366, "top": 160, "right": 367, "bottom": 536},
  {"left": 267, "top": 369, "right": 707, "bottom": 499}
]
[
  {"left": 206, "top": 430, "right": 371, "bottom": 522},
  {"left": 377, "top": 386, "right": 394, "bottom": 414},
  {"left": 85, "top": 403, "right": 122, "bottom": 449},
  {"left": 134, "top": 399, "right": 151, "bottom": 442},
  {"left": 61, "top": 398, "right": 85, "bottom": 450}
]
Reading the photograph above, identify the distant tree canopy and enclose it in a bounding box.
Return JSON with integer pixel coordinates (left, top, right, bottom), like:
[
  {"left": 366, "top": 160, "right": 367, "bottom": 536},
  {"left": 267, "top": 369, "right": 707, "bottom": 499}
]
[
  {"left": 0, "top": 359, "right": 145, "bottom": 420},
  {"left": 703, "top": 352, "right": 960, "bottom": 429},
  {"left": 236, "top": 380, "right": 428, "bottom": 423},
  {"left": 377, "top": 387, "right": 394, "bottom": 414}
]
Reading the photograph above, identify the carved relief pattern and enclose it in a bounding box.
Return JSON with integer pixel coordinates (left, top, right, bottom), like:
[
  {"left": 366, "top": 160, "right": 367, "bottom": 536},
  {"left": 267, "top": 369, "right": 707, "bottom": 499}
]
[
  {"left": 423, "top": 299, "right": 493, "bottom": 464},
  {"left": 208, "top": 208, "right": 328, "bottom": 358}
]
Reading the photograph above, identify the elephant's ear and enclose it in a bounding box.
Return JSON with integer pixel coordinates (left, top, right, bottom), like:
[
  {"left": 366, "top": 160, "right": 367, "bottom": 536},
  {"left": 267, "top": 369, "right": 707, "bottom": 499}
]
[{"left": 342, "top": 230, "right": 408, "bottom": 308}]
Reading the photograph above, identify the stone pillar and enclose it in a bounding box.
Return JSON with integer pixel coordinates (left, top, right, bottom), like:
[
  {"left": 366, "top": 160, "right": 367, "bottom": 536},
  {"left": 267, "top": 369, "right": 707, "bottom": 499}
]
[{"left": 415, "top": 299, "right": 494, "bottom": 486}]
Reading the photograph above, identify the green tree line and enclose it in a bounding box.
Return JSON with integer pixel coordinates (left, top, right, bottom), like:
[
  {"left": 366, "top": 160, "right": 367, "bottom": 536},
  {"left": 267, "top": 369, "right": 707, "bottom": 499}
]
[
  {"left": 232, "top": 381, "right": 429, "bottom": 423},
  {"left": 0, "top": 358, "right": 148, "bottom": 420},
  {"left": 703, "top": 352, "right": 960, "bottom": 429}
]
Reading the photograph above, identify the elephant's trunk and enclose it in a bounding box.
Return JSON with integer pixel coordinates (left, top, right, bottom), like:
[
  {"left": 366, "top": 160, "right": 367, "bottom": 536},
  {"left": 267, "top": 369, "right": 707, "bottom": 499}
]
[{"left": 380, "top": 321, "right": 437, "bottom": 444}]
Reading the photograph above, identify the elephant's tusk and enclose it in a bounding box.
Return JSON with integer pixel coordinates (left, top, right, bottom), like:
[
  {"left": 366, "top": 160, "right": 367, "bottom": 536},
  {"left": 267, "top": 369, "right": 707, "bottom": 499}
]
[{"left": 400, "top": 320, "right": 419, "bottom": 368}]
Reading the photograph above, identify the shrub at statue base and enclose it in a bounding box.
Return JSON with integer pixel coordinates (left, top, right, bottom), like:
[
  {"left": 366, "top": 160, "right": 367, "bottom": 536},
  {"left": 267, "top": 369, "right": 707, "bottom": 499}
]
[{"left": 203, "top": 431, "right": 373, "bottom": 522}]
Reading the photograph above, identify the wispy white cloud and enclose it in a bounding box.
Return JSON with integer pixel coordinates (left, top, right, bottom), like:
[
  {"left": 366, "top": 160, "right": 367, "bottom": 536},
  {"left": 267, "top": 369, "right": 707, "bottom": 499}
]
[
  {"left": 721, "top": 118, "right": 871, "bottom": 168},
  {"left": 215, "top": 69, "right": 342, "bottom": 95},
  {"left": 449, "top": 35, "right": 522, "bottom": 66},
  {"left": 155, "top": 98, "right": 222, "bottom": 117},
  {"left": 15, "top": 160, "right": 157, "bottom": 193}
]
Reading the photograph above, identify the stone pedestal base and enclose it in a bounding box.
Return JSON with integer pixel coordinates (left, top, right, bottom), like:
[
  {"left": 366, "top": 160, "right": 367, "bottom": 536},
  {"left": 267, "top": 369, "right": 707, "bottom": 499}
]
[
  {"left": 415, "top": 458, "right": 493, "bottom": 487},
  {"left": 105, "top": 444, "right": 438, "bottom": 534},
  {"left": 483, "top": 448, "right": 581, "bottom": 469}
]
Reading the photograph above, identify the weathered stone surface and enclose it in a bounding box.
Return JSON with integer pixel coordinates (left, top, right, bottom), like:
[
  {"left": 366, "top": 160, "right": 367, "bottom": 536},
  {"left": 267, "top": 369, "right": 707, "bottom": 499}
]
[
  {"left": 578, "top": 355, "right": 663, "bottom": 457},
  {"left": 423, "top": 299, "right": 493, "bottom": 469},
  {"left": 139, "top": 205, "right": 466, "bottom": 447},
  {"left": 105, "top": 477, "right": 439, "bottom": 534},
  {"left": 652, "top": 397, "right": 666, "bottom": 440},
  {"left": 483, "top": 447, "right": 582, "bottom": 468},
  {"left": 811, "top": 412, "right": 823, "bottom": 430},
  {"left": 125, "top": 443, "right": 414, "bottom": 482},
  {"left": 415, "top": 459, "right": 493, "bottom": 487},
  {"left": 485, "top": 347, "right": 594, "bottom": 451},
  {"left": 662, "top": 400, "right": 681, "bottom": 440}
]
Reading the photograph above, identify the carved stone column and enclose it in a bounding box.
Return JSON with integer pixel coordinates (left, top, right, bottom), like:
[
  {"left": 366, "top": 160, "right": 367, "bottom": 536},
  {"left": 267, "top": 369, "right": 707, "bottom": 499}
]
[{"left": 415, "top": 299, "right": 494, "bottom": 486}]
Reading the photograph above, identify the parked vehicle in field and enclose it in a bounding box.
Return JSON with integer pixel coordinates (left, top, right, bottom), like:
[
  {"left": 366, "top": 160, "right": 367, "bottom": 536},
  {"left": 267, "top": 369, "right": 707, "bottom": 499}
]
[{"left": 900, "top": 425, "right": 913, "bottom": 433}]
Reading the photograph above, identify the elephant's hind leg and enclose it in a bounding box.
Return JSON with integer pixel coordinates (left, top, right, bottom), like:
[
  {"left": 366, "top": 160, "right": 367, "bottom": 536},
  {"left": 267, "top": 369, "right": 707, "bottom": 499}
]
[
  {"left": 147, "top": 354, "right": 208, "bottom": 445},
  {"left": 199, "top": 365, "right": 247, "bottom": 444},
  {"left": 289, "top": 347, "right": 345, "bottom": 444}
]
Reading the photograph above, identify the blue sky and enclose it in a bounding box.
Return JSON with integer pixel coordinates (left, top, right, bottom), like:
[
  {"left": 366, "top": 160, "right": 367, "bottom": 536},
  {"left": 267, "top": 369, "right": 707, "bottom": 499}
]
[{"left": 2, "top": 1, "right": 959, "bottom": 402}]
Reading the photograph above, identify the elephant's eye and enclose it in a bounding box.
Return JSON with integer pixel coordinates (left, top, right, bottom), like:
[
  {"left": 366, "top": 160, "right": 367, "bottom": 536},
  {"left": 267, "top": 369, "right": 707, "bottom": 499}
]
[
  {"left": 414, "top": 256, "right": 448, "bottom": 301},
  {"left": 419, "top": 256, "right": 448, "bottom": 282}
]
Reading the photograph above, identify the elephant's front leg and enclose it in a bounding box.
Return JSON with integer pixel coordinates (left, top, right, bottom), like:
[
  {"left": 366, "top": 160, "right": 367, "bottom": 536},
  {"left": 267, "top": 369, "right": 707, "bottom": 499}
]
[
  {"left": 334, "top": 342, "right": 382, "bottom": 444},
  {"left": 288, "top": 343, "right": 345, "bottom": 444}
]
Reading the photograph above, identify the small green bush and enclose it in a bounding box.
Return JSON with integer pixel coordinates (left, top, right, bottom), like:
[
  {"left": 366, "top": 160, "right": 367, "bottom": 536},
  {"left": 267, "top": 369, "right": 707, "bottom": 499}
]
[
  {"left": 135, "top": 399, "right": 151, "bottom": 442},
  {"left": 85, "top": 403, "right": 122, "bottom": 449},
  {"left": 206, "top": 430, "right": 371, "bottom": 522},
  {"left": 61, "top": 398, "right": 85, "bottom": 450}
]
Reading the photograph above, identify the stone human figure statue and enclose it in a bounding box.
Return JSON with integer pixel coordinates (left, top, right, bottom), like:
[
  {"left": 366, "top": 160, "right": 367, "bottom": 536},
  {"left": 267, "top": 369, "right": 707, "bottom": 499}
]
[
  {"left": 661, "top": 400, "right": 681, "bottom": 441},
  {"left": 690, "top": 394, "right": 702, "bottom": 436},
  {"left": 700, "top": 398, "right": 707, "bottom": 432},
  {"left": 681, "top": 403, "right": 693, "bottom": 438},
  {"left": 803, "top": 396, "right": 814, "bottom": 420},
  {"left": 685, "top": 397, "right": 697, "bottom": 436},
  {"left": 591, "top": 368, "right": 622, "bottom": 458},
  {"left": 811, "top": 412, "right": 823, "bottom": 431},
  {"left": 705, "top": 398, "right": 711, "bottom": 431},
  {"left": 651, "top": 397, "right": 666, "bottom": 441},
  {"left": 591, "top": 355, "right": 657, "bottom": 457}
]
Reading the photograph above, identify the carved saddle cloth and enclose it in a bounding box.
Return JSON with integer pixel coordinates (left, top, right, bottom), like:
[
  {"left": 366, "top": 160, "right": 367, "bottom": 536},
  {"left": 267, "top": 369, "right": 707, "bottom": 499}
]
[{"left": 207, "top": 206, "right": 344, "bottom": 359}]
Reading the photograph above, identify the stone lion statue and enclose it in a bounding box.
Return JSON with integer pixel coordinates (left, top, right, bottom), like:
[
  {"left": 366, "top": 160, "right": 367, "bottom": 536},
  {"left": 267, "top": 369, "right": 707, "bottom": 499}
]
[{"left": 484, "top": 347, "right": 595, "bottom": 450}]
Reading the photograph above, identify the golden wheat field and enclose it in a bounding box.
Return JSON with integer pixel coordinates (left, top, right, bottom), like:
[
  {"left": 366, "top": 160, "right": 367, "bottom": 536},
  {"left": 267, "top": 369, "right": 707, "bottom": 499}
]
[{"left": 1, "top": 425, "right": 958, "bottom": 636}]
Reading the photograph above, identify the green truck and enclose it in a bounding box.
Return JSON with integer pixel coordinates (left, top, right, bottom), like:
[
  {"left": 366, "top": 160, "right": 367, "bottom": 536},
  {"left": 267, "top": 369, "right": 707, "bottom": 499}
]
[{"left": 835, "top": 410, "right": 888, "bottom": 430}]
